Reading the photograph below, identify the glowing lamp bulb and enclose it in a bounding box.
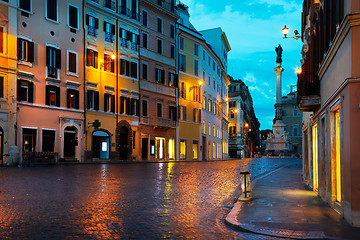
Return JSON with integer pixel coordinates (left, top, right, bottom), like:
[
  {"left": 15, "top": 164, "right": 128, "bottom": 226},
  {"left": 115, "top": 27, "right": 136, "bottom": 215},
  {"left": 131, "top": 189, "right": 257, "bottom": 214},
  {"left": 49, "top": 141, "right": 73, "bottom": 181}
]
[
  {"left": 282, "top": 25, "right": 289, "bottom": 37},
  {"left": 296, "top": 67, "right": 302, "bottom": 75},
  {"left": 198, "top": 80, "right": 203, "bottom": 86},
  {"left": 111, "top": 54, "right": 116, "bottom": 60}
]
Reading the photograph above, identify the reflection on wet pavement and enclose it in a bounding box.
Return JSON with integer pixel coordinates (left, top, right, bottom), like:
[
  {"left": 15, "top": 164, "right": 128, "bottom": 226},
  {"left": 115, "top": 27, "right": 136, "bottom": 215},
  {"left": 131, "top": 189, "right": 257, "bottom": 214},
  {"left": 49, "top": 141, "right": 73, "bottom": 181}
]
[{"left": 0, "top": 158, "right": 291, "bottom": 239}]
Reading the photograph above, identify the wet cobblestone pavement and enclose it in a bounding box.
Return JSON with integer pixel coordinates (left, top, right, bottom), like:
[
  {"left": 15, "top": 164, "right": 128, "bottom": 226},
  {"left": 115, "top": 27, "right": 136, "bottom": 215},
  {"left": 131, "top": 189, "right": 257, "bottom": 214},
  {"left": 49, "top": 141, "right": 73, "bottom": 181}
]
[{"left": 0, "top": 158, "right": 294, "bottom": 239}]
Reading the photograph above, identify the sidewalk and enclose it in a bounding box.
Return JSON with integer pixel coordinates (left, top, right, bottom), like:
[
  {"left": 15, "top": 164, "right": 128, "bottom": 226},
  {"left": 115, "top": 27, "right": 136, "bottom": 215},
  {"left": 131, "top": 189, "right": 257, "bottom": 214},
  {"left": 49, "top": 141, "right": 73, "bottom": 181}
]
[{"left": 226, "top": 160, "right": 360, "bottom": 239}]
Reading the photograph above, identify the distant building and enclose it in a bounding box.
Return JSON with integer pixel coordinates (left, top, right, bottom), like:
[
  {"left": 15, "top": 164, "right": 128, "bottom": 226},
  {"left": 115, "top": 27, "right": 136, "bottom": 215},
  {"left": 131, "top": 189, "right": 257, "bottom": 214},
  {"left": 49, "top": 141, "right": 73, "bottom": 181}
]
[
  {"left": 281, "top": 89, "right": 302, "bottom": 156},
  {"left": 228, "top": 77, "right": 260, "bottom": 158}
]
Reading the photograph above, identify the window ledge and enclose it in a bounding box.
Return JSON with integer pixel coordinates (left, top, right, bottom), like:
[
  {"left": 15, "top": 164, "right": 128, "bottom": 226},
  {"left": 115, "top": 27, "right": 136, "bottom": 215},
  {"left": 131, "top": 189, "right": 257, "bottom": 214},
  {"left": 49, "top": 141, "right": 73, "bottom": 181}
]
[
  {"left": 67, "top": 72, "right": 79, "bottom": 78},
  {"left": 18, "top": 61, "right": 33, "bottom": 67},
  {"left": 46, "top": 77, "right": 61, "bottom": 84},
  {"left": 45, "top": 17, "right": 60, "bottom": 24}
]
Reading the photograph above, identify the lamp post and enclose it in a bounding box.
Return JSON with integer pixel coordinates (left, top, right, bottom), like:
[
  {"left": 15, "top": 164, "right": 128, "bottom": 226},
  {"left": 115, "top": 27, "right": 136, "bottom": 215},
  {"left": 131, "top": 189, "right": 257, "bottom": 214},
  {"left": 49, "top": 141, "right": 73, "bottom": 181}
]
[{"left": 282, "top": 25, "right": 300, "bottom": 40}]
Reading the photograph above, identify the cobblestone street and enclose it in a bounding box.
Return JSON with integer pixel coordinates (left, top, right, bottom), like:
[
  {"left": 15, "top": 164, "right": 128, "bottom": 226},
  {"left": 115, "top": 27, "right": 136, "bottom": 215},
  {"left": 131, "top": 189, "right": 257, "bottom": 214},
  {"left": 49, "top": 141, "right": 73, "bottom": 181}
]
[{"left": 0, "top": 158, "right": 292, "bottom": 239}]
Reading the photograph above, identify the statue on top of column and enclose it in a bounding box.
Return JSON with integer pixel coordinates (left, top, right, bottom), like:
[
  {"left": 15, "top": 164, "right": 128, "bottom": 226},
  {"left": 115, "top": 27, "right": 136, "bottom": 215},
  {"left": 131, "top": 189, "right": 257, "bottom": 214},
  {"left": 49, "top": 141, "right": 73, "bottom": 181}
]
[{"left": 275, "top": 44, "right": 283, "bottom": 63}]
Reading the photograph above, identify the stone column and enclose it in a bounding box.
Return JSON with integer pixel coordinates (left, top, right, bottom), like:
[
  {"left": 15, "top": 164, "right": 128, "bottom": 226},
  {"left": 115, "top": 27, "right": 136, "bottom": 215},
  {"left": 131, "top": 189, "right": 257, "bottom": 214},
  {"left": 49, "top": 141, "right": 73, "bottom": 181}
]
[{"left": 274, "top": 63, "right": 284, "bottom": 120}]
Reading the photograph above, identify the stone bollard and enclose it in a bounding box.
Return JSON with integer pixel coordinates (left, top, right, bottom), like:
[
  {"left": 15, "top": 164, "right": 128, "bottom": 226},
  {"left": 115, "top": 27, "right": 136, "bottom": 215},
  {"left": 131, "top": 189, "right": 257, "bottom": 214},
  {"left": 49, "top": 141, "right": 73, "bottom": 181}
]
[{"left": 8, "top": 145, "right": 20, "bottom": 166}]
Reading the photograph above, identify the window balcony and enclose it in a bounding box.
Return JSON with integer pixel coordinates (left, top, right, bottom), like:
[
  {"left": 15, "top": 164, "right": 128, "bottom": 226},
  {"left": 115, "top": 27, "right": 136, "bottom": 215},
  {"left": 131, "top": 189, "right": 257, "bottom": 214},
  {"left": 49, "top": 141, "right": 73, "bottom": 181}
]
[
  {"left": 154, "top": 117, "right": 177, "bottom": 128},
  {"left": 104, "top": 0, "right": 115, "bottom": 10},
  {"left": 47, "top": 66, "right": 58, "bottom": 79},
  {"left": 145, "top": 0, "right": 179, "bottom": 15},
  {"left": 120, "top": 38, "right": 128, "bottom": 48},
  {"left": 140, "top": 117, "right": 153, "bottom": 125},
  {"left": 105, "top": 32, "right": 114, "bottom": 43},
  {"left": 131, "top": 42, "right": 139, "bottom": 52},
  {"left": 87, "top": 26, "right": 97, "bottom": 37},
  {"left": 297, "top": 74, "right": 321, "bottom": 112},
  {"left": 120, "top": 7, "right": 140, "bottom": 21}
]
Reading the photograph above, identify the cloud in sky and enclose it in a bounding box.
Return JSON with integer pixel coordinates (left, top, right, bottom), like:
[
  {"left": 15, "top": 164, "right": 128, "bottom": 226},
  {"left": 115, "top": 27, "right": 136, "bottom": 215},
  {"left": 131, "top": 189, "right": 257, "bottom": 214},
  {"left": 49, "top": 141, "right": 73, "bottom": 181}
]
[{"left": 181, "top": 0, "right": 303, "bottom": 129}]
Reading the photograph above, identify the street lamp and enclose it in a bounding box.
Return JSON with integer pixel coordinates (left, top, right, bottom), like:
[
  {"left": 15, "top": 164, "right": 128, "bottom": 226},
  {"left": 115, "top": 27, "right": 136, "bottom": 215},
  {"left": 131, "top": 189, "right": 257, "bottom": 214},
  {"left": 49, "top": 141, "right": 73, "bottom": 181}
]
[
  {"left": 295, "top": 67, "right": 302, "bottom": 75},
  {"left": 282, "top": 25, "right": 300, "bottom": 40}
]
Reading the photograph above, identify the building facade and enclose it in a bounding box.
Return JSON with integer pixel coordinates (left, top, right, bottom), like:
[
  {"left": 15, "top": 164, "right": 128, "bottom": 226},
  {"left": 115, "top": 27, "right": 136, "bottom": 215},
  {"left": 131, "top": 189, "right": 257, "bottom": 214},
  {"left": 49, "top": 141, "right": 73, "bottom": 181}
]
[
  {"left": 281, "top": 89, "right": 302, "bottom": 157},
  {"left": 299, "top": 0, "right": 360, "bottom": 227},
  {"left": 228, "top": 77, "right": 260, "bottom": 158},
  {"left": 84, "top": 0, "right": 141, "bottom": 162},
  {"left": 16, "top": 0, "right": 85, "bottom": 162},
  {"left": 138, "top": 0, "right": 178, "bottom": 161}
]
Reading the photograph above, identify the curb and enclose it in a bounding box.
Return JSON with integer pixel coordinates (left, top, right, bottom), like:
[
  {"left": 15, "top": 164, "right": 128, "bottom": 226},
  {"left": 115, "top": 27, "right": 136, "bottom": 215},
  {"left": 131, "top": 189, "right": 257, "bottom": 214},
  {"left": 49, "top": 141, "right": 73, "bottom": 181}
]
[{"left": 225, "top": 164, "right": 327, "bottom": 239}]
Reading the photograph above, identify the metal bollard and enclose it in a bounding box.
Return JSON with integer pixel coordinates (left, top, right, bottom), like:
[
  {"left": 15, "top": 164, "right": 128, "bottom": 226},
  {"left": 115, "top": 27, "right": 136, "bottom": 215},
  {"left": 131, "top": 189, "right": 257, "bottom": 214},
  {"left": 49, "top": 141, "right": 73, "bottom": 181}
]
[{"left": 240, "top": 171, "right": 251, "bottom": 198}]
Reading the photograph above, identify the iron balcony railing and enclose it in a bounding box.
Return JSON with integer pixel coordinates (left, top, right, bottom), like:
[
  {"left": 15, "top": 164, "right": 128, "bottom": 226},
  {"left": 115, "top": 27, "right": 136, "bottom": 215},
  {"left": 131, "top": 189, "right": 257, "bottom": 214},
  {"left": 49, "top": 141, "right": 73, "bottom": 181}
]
[
  {"left": 131, "top": 42, "right": 139, "bottom": 52},
  {"left": 120, "top": 38, "right": 128, "bottom": 48},
  {"left": 120, "top": 7, "right": 140, "bottom": 21},
  {"left": 105, "top": 32, "right": 114, "bottom": 43},
  {"left": 145, "top": 0, "right": 179, "bottom": 14},
  {"left": 87, "top": 26, "right": 97, "bottom": 37},
  {"left": 104, "top": 0, "right": 115, "bottom": 10},
  {"left": 154, "top": 117, "right": 177, "bottom": 128}
]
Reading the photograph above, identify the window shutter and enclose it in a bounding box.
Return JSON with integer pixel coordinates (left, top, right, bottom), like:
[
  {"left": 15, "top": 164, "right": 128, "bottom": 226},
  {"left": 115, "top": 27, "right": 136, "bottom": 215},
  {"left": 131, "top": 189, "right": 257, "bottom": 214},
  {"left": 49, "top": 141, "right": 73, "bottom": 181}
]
[
  {"left": 193, "top": 109, "right": 196, "bottom": 122},
  {"left": 131, "top": 99, "right": 135, "bottom": 115},
  {"left": 174, "top": 74, "right": 178, "bottom": 87},
  {"left": 17, "top": 38, "right": 21, "bottom": 60},
  {"left": 168, "top": 72, "right": 171, "bottom": 86},
  {"left": 111, "top": 95, "right": 115, "bottom": 113},
  {"left": 136, "top": 35, "right": 140, "bottom": 44},
  {"left": 155, "top": 69, "right": 158, "bottom": 82},
  {"left": 174, "top": 107, "right": 177, "bottom": 120},
  {"left": 86, "top": 90, "right": 91, "bottom": 109},
  {"left": 94, "top": 51, "right": 98, "bottom": 68},
  {"left": 120, "top": 96, "right": 125, "bottom": 113},
  {"left": 104, "top": 94, "right": 108, "bottom": 112},
  {"left": 56, "top": 87, "right": 60, "bottom": 107},
  {"left": 111, "top": 24, "right": 115, "bottom": 35},
  {"left": 103, "top": 21, "right": 107, "bottom": 32},
  {"left": 125, "top": 60, "right": 129, "bottom": 76},
  {"left": 198, "top": 109, "right": 201, "bottom": 123},
  {"left": 136, "top": 99, "right": 139, "bottom": 116},
  {"left": 46, "top": 85, "right": 50, "bottom": 105},
  {"left": 161, "top": 70, "right": 165, "bottom": 84},
  {"left": 28, "top": 81, "right": 34, "bottom": 103},
  {"left": 127, "top": 31, "right": 132, "bottom": 41},
  {"left": 46, "top": 46, "right": 50, "bottom": 66},
  {"left": 28, "top": 41, "right": 34, "bottom": 63},
  {"left": 17, "top": 80, "right": 21, "bottom": 101},
  {"left": 120, "top": 59, "right": 125, "bottom": 75},
  {"left": 119, "top": 28, "right": 123, "bottom": 38},
  {"left": 86, "top": 14, "right": 89, "bottom": 25},
  {"left": 67, "top": 89, "right": 70, "bottom": 108},
  {"left": 55, "top": 49, "right": 61, "bottom": 69},
  {"left": 94, "top": 91, "right": 99, "bottom": 110},
  {"left": 0, "top": 77, "right": 3, "bottom": 98},
  {"left": 126, "top": 98, "right": 131, "bottom": 115},
  {"left": 94, "top": 18, "right": 99, "bottom": 29},
  {"left": 75, "top": 90, "right": 79, "bottom": 109}
]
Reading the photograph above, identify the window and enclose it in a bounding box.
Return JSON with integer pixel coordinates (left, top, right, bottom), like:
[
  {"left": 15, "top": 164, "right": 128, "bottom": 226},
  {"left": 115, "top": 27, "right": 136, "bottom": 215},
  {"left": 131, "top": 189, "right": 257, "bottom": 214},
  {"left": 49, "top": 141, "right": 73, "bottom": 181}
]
[
  {"left": 0, "top": 76, "right": 3, "bottom": 98},
  {"left": 142, "top": 63, "right": 148, "bottom": 80},
  {"left": 104, "top": 93, "right": 115, "bottom": 112},
  {"left": 194, "top": 43, "right": 199, "bottom": 56},
  {"left": 170, "top": 44, "right": 175, "bottom": 59},
  {"left": 179, "top": 37, "right": 184, "bottom": 50},
  {"left": 169, "top": 106, "right": 177, "bottom": 120},
  {"left": 142, "top": 33, "right": 148, "bottom": 48},
  {"left": 17, "top": 80, "right": 33, "bottom": 103},
  {"left": 294, "top": 109, "right": 298, "bottom": 116},
  {"left": 46, "top": 46, "right": 61, "bottom": 79},
  {"left": 86, "top": 49, "right": 98, "bottom": 69},
  {"left": 46, "top": 0, "right": 58, "bottom": 22},
  {"left": 203, "top": 50, "right": 205, "bottom": 60},
  {"left": 212, "top": 60, "right": 215, "bottom": 70},
  {"left": 229, "top": 101, "right": 236, "bottom": 108},
  {"left": 19, "top": 0, "right": 31, "bottom": 12},
  {"left": 193, "top": 141, "right": 198, "bottom": 159},
  {"left": 157, "top": 102, "right": 162, "bottom": 118},
  {"left": 170, "top": 24, "right": 175, "bottom": 39},
  {"left": 142, "top": 10, "right": 148, "bottom": 26},
  {"left": 194, "top": 59, "right": 199, "bottom": 76},
  {"left": 157, "top": 39, "right": 162, "bottom": 54},
  {"left": 86, "top": 14, "right": 98, "bottom": 37},
  {"left": 193, "top": 108, "right": 200, "bottom": 122},
  {"left": 180, "top": 140, "right": 186, "bottom": 159},
  {"left": 0, "top": 26, "right": 3, "bottom": 54},
  {"left": 169, "top": 72, "right": 176, "bottom": 87},
  {"left": 104, "top": 54, "right": 115, "bottom": 73},
  {"left": 208, "top": 123, "right": 211, "bottom": 135},
  {"left": 87, "top": 90, "right": 99, "bottom": 110},
  {"left": 180, "top": 106, "right": 186, "bottom": 120},
  {"left": 179, "top": 53, "right": 186, "bottom": 72},
  {"left": 130, "top": 98, "right": 139, "bottom": 116},
  {"left": 104, "top": 0, "right": 115, "bottom": 10},
  {"left": 42, "top": 130, "right": 55, "bottom": 152},
  {"left": 180, "top": 82, "right": 186, "bottom": 98},
  {"left": 67, "top": 89, "right": 79, "bottom": 109},
  {"left": 157, "top": 17, "right": 162, "bottom": 33},
  {"left": 213, "top": 125, "right": 216, "bottom": 136},
  {"left": 293, "top": 126, "right": 299, "bottom": 137},
  {"left": 67, "top": 51, "right": 78, "bottom": 75},
  {"left": 120, "top": 59, "right": 130, "bottom": 76},
  {"left": 130, "top": 62, "right": 137, "bottom": 78},
  {"left": 68, "top": 4, "right": 78, "bottom": 29},
  {"left": 142, "top": 99, "right": 148, "bottom": 117},
  {"left": 46, "top": 85, "right": 60, "bottom": 107},
  {"left": 104, "top": 22, "right": 115, "bottom": 43},
  {"left": 155, "top": 68, "right": 165, "bottom": 84},
  {"left": 203, "top": 121, "right": 205, "bottom": 134},
  {"left": 17, "top": 38, "right": 34, "bottom": 63}
]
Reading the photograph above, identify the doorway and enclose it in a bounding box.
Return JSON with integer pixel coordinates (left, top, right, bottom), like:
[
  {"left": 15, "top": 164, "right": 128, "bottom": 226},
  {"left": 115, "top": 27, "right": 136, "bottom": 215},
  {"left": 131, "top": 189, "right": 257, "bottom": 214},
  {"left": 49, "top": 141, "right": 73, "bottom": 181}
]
[
  {"left": 92, "top": 130, "right": 110, "bottom": 159},
  {"left": 312, "top": 123, "right": 318, "bottom": 191},
  {"left": 142, "top": 137, "right": 148, "bottom": 160},
  {"left": 202, "top": 136, "right": 206, "bottom": 161},
  {"left": 23, "top": 128, "right": 37, "bottom": 152},
  {"left": 64, "top": 126, "right": 77, "bottom": 159},
  {"left": 119, "top": 126, "right": 129, "bottom": 160}
]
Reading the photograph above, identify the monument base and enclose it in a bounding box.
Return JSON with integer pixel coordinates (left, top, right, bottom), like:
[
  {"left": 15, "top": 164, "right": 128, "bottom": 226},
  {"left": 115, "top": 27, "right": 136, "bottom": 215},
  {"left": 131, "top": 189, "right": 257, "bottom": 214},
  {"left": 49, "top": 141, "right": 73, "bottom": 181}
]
[{"left": 265, "top": 119, "right": 291, "bottom": 157}]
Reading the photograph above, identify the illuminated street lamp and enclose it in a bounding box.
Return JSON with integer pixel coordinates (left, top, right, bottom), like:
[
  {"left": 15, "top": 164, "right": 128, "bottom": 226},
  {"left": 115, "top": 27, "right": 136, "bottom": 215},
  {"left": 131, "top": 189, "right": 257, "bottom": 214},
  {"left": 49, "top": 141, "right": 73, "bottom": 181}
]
[
  {"left": 111, "top": 54, "right": 116, "bottom": 60},
  {"left": 198, "top": 80, "right": 204, "bottom": 86},
  {"left": 296, "top": 67, "right": 302, "bottom": 75},
  {"left": 245, "top": 123, "right": 249, "bottom": 128},
  {"left": 282, "top": 25, "right": 300, "bottom": 40}
]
